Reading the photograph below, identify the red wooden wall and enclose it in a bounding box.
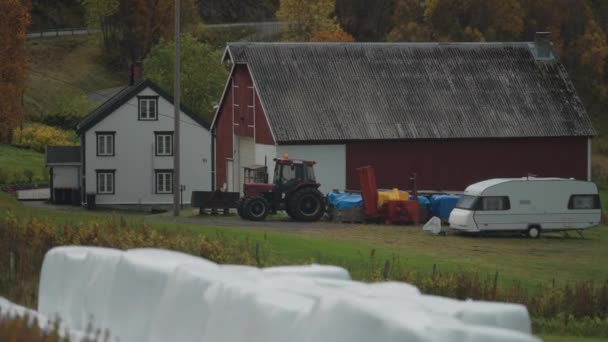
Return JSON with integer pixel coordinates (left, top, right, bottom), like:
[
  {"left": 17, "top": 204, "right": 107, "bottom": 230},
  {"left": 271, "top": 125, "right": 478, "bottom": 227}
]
[
  {"left": 213, "top": 64, "right": 275, "bottom": 189},
  {"left": 346, "top": 137, "right": 588, "bottom": 191}
]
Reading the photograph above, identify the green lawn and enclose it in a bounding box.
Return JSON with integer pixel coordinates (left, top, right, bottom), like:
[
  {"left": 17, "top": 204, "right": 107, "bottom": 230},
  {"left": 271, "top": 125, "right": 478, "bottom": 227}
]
[
  {"left": 0, "top": 145, "right": 46, "bottom": 183},
  {"left": 541, "top": 335, "right": 608, "bottom": 342}
]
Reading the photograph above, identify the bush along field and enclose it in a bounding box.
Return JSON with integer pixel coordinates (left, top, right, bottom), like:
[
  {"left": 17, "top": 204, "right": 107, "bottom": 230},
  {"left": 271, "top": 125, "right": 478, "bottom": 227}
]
[{"left": 1, "top": 194, "right": 607, "bottom": 340}]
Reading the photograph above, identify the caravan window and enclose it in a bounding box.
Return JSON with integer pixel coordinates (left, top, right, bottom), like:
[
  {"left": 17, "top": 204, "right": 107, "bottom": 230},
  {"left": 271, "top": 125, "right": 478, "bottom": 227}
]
[
  {"left": 456, "top": 195, "right": 478, "bottom": 210},
  {"left": 568, "top": 195, "right": 600, "bottom": 210},
  {"left": 479, "top": 196, "right": 510, "bottom": 211}
]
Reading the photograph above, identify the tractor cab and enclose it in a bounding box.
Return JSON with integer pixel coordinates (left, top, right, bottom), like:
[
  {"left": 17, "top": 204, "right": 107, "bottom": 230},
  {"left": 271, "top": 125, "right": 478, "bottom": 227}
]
[
  {"left": 273, "top": 158, "right": 318, "bottom": 193},
  {"left": 238, "top": 155, "right": 325, "bottom": 222}
]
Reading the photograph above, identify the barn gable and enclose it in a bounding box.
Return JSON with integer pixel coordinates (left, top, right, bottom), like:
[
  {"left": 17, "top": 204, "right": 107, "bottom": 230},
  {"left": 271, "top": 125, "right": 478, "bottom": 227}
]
[{"left": 223, "top": 42, "right": 595, "bottom": 143}]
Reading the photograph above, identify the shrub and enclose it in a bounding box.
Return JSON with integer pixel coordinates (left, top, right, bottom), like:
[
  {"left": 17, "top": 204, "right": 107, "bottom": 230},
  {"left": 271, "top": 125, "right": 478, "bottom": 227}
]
[{"left": 12, "top": 123, "right": 77, "bottom": 152}]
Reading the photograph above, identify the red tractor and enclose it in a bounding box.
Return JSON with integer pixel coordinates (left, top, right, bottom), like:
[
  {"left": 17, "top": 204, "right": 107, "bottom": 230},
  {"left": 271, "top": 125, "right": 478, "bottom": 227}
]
[{"left": 237, "top": 157, "right": 326, "bottom": 222}]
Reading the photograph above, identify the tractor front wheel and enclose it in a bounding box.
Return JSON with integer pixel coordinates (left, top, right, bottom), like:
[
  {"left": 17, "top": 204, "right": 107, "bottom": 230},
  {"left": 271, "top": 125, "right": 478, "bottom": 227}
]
[
  {"left": 287, "top": 188, "right": 325, "bottom": 222},
  {"left": 242, "top": 197, "right": 269, "bottom": 221}
]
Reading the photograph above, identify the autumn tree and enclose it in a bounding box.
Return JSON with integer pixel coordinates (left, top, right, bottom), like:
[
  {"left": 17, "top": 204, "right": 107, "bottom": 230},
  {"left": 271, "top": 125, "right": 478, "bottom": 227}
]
[
  {"left": 200, "top": 0, "right": 279, "bottom": 23},
  {"left": 277, "top": 0, "right": 349, "bottom": 41},
  {"left": 335, "top": 0, "right": 395, "bottom": 41},
  {"left": 81, "top": 0, "right": 200, "bottom": 66},
  {"left": 468, "top": 0, "right": 524, "bottom": 41},
  {"left": 143, "top": 34, "right": 228, "bottom": 123},
  {"left": 310, "top": 30, "right": 355, "bottom": 42},
  {"left": 386, "top": 0, "right": 430, "bottom": 42},
  {"left": 0, "top": 0, "right": 31, "bottom": 143}
]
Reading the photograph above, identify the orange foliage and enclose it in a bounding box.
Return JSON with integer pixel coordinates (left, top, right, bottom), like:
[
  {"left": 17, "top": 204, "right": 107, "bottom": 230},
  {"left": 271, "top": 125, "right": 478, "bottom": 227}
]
[
  {"left": 310, "top": 30, "right": 355, "bottom": 42},
  {"left": 0, "top": 0, "right": 31, "bottom": 143}
]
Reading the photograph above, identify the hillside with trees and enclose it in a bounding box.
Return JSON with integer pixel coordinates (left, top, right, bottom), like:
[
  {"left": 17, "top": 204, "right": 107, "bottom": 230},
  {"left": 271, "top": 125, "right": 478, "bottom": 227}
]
[{"left": 5, "top": 0, "right": 608, "bottom": 155}]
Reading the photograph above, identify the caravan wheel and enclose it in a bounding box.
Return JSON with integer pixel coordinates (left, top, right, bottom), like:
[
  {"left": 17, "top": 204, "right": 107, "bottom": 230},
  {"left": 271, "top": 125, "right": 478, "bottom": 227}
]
[{"left": 527, "top": 226, "right": 541, "bottom": 239}]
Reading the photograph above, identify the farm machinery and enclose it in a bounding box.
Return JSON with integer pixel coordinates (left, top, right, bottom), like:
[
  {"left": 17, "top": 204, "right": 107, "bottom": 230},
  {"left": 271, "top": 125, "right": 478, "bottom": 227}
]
[
  {"left": 356, "top": 166, "right": 420, "bottom": 225},
  {"left": 237, "top": 157, "right": 326, "bottom": 222}
]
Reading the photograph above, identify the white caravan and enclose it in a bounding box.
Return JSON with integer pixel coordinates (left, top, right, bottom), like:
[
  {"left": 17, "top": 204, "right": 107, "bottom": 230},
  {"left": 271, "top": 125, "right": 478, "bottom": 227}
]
[{"left": 449, "top": 178, "right": 601, "bottom": 238}]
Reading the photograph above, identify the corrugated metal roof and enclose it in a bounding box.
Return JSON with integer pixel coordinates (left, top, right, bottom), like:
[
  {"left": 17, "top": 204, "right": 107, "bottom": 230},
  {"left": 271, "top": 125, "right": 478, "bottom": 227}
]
[
  {"left": 45, "top": 146, "right": 81, "bottom": 165},
  {"left": 225, "top": 42, "right": 595, "bottom": 143}
]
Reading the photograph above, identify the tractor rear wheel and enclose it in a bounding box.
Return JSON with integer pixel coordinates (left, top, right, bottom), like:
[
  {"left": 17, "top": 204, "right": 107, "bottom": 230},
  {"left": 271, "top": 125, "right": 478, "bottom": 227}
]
[
  {"left": 242, "top": 197, "right": 269, "bottom": 221},
  {"left": 287, "top": 187, "right": 325, "bottom": 222}
]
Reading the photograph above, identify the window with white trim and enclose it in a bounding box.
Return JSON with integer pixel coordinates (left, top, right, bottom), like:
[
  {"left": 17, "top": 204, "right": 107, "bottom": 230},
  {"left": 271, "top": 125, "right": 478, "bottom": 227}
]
[
  {"left": 96, "top": 170, "right": 115, "bottom": 194},
  {"left": 155, "top": 132, "right": 173, "bottom": 156},
  {"left": 96, "top": 132, "right": 115, "bottom": 156},
  {"left": 156, "top": 170, "right": 173, "bottom": 194},
  {"left": 139, "top": 97, "right": 158, "bottom": 120}
]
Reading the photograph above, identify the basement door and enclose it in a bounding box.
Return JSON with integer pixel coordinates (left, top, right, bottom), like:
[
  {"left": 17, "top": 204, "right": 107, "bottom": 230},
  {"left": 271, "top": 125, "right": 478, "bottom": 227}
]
[{"left": 236, "top": 135, "right": 255, "bottom": 194}]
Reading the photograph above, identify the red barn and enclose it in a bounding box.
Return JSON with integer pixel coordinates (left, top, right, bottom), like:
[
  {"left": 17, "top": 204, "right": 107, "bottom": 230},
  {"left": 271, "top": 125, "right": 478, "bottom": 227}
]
[{"left": 211, "top": 36, "right": 595, "bottom": 194}]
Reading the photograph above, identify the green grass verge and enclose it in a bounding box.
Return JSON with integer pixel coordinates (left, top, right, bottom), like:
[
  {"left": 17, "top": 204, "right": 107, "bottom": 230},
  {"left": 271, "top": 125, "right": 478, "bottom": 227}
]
[
  {"left": 0, "top": 145, "right": 47, "bottom": 183},
  {"left": 540, "top": 335, "right": 608, "bottom": 342}
]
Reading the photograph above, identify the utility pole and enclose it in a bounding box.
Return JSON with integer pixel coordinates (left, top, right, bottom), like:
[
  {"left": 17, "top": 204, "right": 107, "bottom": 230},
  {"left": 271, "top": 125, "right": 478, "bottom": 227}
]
[{"left": 173, "top": 0, "right": 181, "bottom": 216}]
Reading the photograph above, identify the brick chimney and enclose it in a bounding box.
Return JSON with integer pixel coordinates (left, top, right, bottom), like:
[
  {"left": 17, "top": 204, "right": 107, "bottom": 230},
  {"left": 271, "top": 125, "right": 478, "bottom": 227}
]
[
  {"left": 534, "top": 32, "right": 553, "bottom": 59},
  {"left": 130, "top": 62, "right": 143, "bottom": 86}
]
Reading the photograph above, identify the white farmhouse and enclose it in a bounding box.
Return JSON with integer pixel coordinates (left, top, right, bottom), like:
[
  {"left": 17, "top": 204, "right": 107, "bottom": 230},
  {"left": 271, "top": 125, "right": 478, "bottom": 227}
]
[{"left": 74, "top": 79, "right": 212, "bottom": 210}]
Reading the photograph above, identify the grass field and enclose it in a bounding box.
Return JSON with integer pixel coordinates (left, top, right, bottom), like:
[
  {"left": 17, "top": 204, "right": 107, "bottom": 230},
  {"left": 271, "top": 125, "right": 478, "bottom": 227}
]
[
  {"left": 541, "top": 335, "right": 608, "bottom": 342},
  {"left": 25, "top": 35, "right": 124, "bottom": 119},
  {"left": 0, "top": 145, "right": 47, "bottom": 183},
  {"left": 2, "top": 190, "right": 607, "bottom": 291},
  {"left": 1, "top": 192, "right": 607, "bottom": 341}
]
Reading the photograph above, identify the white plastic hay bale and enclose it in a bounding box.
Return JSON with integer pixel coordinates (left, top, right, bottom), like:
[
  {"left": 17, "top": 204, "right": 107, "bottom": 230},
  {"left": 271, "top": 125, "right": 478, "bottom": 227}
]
[
  {"left": 34, "top": 246, "right": 541, "bottom": 342},
  {"left": 148, "top": 263, "right": 260, "bottom": 342},
  {"left": 38, "top": 246, "right": 123, "bottom": 330},
  {"left": 418, "top": 295, "right": 533, "bottom": 334},
  {"left": 202, "top": 281, "right": 315, "bottom": 342},
  {"left": 263, "top": 264, "right": 351, "bottom": 280},
  {"left": 103, "top": 249, "right": 218, "bottom": 342}
]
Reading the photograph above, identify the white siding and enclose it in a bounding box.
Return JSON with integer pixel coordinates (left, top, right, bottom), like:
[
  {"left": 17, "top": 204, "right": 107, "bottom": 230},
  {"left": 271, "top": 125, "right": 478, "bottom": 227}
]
[
  {"left": 84, "top": 87, "right": 211, "bottom": 206},
  {"left": 255, "top": 144, "right": 277, "bottom": 183},
  {"left": 52, "top": 166, "right": 79, "bottom": 188},
  {"left": 234, "top": 136, "right": 254, "bottom": 193},
  {"left": 276, "top": 145, "right": 346, "bottom": 194}
]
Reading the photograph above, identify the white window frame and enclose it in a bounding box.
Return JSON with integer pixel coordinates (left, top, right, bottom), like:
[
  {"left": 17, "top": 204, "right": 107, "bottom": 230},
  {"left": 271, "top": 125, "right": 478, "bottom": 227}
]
[
  {"left": 139, "top": 97, "right": 158, "bottom": 120},
  {"left": 96, "top": 171, "right": 115, "bottom": 194},
  {"left": 155, "top": 132, "right": 173, "bottom": 156},
  {"left": 96, "top": 132, "right": 115, "bottom": 156},
  {"left": 155, "top": 170, "right": 173, "bottom": 194}
]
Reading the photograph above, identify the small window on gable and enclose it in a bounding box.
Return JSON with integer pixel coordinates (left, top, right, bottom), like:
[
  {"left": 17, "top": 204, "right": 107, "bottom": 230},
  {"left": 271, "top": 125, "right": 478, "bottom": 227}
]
[
  {"left": 568, "top": 195, "right": 600, "bottom": 210},
  {"left": 139, "top": 96, "right": 158, "bottom": 120},
  {"left": 155, "top": 132, "right": 173, "bottom": 156}
]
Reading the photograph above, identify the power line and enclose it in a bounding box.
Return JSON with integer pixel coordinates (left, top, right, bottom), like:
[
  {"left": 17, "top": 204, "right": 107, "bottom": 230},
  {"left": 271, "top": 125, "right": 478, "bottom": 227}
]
[{"left": 28, "top": 69, "right": 205, "bottom": 129}]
